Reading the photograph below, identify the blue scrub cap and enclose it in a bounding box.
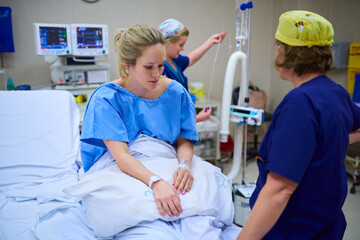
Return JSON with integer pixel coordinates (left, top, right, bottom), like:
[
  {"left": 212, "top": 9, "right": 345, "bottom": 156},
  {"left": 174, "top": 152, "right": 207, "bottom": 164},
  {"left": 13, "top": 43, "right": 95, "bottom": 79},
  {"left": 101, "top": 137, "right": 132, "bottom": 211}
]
[{"left": 158, "top": 18, "right": 184, "bottom": 38}]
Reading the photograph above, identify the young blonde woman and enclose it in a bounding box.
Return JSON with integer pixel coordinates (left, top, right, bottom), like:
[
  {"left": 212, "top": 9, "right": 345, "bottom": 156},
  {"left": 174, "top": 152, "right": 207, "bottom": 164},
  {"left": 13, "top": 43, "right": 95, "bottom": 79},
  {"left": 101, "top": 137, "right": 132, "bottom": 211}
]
[
  {"left": 79, "top": 24, "right": 241, "bottom": 239},
  {"left": 80, "top": 24, "right": 197, "bottom": 219}
]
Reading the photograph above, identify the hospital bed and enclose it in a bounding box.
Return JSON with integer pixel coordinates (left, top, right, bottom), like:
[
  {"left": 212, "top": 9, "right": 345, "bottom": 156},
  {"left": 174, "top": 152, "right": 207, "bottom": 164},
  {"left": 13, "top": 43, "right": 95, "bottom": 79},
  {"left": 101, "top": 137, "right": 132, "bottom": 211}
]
[{"left": 0, "top": 90, "right": 241, "bottom": 239}]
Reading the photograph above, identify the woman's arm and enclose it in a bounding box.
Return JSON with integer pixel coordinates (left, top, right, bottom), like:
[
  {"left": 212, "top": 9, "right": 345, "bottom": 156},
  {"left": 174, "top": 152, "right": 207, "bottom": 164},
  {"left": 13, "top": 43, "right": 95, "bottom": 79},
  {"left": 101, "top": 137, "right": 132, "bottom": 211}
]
[
  {"left": 187, "top": 31, "right": 227, "bottom": 67},
  {"left": 173, "top": 136, "right": 194, "bottom": 194},
  {"left": 237, "top": 171, "right": 298, "bottom": 240},
  {"left": 103, "top": 139, "right": 182, "bottom": 217},
  {"left": 349, "top": 128, "right": 360, "bottom": 144}
]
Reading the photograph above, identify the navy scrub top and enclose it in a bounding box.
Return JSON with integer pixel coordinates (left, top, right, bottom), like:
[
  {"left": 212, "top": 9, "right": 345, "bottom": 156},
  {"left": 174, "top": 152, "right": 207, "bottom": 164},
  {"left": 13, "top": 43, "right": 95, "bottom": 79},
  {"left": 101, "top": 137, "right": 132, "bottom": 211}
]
[
  {"left": 250, "top": 75, "right": 360, "bottom": 239},
  {"left": 163, "top": 54, "right": 190, "bottom": 91}
]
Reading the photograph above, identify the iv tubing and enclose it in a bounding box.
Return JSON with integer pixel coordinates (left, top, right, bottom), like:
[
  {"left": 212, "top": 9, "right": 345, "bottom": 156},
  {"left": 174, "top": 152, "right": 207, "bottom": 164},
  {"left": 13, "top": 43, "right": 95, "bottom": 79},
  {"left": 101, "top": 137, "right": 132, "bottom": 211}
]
[
  {"left": 207, "top": 40, "right": 221, "bottom": 100},
  {"left": 219, "top": 51, "right": 247, "bottom": 141},
  {"left": 220, "top": 51, "right": 247, "bottom": 181}
]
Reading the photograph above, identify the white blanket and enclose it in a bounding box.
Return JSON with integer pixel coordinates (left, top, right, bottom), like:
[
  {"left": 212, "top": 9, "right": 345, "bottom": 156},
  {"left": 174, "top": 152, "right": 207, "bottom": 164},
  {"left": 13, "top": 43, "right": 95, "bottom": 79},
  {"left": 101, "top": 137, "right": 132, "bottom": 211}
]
[{"left": 64, "top": 135, "right": 235, "bottom": 238}]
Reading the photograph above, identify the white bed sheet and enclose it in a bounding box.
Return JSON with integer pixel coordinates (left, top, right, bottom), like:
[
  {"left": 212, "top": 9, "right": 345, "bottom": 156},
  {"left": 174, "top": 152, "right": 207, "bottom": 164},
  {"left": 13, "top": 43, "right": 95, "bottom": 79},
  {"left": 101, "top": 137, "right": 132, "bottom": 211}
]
[
  {"left": 113, "top": 216, "right": 241, "bottom": 240},
  {"left": 65, "top": 134, "right": 241, "bottom": 239}
]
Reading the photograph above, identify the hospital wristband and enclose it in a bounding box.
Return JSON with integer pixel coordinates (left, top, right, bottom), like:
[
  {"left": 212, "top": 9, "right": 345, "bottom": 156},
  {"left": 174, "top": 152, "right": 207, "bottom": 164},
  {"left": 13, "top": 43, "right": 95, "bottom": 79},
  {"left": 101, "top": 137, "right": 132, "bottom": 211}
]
[
  {"left": 149, "top": 175, "right": 163, "bottom": 188},
  {"left": 178, "top": 163, "right": 191, "bottom": 172}
]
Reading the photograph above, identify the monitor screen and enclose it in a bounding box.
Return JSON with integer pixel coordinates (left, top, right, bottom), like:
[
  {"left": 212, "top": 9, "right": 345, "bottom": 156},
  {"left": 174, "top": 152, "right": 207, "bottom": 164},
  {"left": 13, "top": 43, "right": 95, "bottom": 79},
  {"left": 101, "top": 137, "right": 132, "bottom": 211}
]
[
  {"left": 71, "top": 24, "right": 109, "bottom": 56},
  {"left": 33, "top": 23, "right": 72, "bottom": 55}
]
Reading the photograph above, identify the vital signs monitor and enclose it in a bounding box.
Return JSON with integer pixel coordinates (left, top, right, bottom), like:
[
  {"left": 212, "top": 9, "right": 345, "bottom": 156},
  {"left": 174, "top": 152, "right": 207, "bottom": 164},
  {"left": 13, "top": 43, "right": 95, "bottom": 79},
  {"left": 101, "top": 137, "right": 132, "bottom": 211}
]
[
  {"left": 70, "top": 24, "right": 109, "bottom": 56},
  {"left": 33, "top": 23, "right": 72, "bottom": 56}
]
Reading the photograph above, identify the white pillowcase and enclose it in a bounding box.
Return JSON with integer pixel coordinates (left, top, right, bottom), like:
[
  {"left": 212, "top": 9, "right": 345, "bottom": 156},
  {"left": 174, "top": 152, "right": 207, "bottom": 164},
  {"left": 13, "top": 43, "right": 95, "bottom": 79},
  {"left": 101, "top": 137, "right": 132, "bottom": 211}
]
[{"left": 0, "top": 90, "right": 80, "bottom": 188}]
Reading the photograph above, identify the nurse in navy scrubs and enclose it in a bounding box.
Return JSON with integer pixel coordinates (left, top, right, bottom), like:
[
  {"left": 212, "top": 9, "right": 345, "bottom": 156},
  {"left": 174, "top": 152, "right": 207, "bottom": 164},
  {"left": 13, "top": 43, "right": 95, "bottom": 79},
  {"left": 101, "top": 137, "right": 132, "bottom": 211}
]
[
  {"left": 158, "top": 18, "right": 227, "bottom": 122},
  {"left": 237, "top": 10, "right": 360, "bottom": 240}
]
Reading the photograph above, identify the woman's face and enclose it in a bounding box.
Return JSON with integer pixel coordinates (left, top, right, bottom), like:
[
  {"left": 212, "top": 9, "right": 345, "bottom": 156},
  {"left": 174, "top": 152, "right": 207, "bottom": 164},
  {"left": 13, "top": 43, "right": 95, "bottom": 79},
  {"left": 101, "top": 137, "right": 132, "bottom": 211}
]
[
  {"left": 166, "top": 35, "right": 188, "bottom": 59},
  {"left": 127, "top": 43, "right": 166, "bottom": 91}
]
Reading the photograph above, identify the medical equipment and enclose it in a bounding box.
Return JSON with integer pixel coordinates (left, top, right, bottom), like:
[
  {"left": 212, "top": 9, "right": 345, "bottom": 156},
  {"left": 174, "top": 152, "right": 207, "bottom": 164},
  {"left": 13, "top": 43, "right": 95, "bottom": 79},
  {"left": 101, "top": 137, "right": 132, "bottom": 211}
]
[
  {"left": 49, "top": 62, "right": 110, "bottom": 84},
  {"left": 233, "top": 181, "right": 256, "bottom": 226},
  {"left": 33, "top": 23, "right": 110, "bottom": 85},
  {"left": 70, "top": 24, "right": 109, "bottom": 58},
  {"left": 208, "top": 36, "right": 222, "bottom": 100},
  {"left": 220, "top": 0, "right": 257, "bottom": 226},
  {"left": 235, "top": 0, "right": 252, "bottom": 47},
  {"left": 230, "top": 105, "right": 264, "bottom": 126},
  {"left": 33, "top": 23, "right": 72, "bottom": 56},
  {"left": 194, "top": 100, "right": 221, "bottom": 163},
  {"left": 221, "top": 0, "right": 254, "bottom": 179}
]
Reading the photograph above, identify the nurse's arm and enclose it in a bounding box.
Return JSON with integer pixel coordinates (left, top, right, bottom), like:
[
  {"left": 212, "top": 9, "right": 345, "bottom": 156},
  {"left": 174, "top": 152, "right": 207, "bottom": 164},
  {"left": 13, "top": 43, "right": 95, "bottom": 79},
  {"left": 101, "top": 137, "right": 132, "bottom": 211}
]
[
  {"left": 103, "top": 139, "right": 182, "bottom": 217},
  {"left": 349, "top": 128, "right": 360, "bottom": 144},
  {"left": 187, "top": 32, "right": 227, "bottom": 67},
  {"left": 237, "top": 171, "right": 298, "bottom": 240}
]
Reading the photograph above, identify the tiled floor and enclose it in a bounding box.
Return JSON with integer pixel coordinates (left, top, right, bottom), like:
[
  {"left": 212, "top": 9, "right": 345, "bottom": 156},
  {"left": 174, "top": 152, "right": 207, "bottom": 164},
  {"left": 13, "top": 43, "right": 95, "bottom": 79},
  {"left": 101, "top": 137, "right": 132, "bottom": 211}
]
[{"left": 221, "top": 158, "right": 360, "bottom": 240}]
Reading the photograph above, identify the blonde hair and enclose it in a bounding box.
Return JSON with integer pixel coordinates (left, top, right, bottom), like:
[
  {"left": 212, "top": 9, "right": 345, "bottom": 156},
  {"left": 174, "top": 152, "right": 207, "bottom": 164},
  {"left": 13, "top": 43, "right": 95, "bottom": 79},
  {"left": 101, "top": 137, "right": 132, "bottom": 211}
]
[
  {"left": 114, "top": 24, "right": 166, "bottom": 77},
  {"left": 166, "top": 27, "right": 189, "bottom": 44}
]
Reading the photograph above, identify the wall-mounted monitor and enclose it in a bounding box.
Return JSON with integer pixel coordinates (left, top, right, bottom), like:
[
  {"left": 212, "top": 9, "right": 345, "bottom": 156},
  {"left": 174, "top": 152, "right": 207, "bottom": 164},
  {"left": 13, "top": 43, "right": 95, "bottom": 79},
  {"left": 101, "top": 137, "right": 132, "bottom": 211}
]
[
  {"left": 70, "top": 24, "right": 109, "bottom": 56},
  {"left": 33, "top": 23, "right": 72, "bottom": 55}
]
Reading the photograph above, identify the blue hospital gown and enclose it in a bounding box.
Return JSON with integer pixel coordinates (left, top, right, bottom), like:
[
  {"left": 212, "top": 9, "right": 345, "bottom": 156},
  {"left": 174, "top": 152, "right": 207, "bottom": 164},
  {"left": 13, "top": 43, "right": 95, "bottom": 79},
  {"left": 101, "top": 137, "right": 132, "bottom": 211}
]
[{"left": 80, "top": 80, "right": 198, "bottom": 172}]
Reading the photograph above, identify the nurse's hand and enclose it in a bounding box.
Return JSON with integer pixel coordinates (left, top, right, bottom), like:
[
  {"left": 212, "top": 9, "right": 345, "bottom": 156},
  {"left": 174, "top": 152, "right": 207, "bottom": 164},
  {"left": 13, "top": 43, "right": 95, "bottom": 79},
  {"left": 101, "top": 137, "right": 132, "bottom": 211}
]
[
  {"left": 152, "top": 180, "right": 182, "bottom": 218},
  {"left": 210, "top": 31, "right": 227, "bottom": 44},
  {"left": 196, "top": 107, "right": 212, "bottom": 122},
  {"left": 173, "top": 166, "right": 193, "bottom": 195}
]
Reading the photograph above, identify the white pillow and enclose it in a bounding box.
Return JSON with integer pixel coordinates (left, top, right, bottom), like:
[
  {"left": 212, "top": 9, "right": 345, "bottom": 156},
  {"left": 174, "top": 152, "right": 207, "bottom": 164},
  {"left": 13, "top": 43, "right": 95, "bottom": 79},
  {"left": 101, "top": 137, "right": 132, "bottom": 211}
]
[
  {"left": 0, "top": 90, "right": 80, "bottom": 188},
  {"left": 64, "top": 156, "right": 234, "bottom": 238}
]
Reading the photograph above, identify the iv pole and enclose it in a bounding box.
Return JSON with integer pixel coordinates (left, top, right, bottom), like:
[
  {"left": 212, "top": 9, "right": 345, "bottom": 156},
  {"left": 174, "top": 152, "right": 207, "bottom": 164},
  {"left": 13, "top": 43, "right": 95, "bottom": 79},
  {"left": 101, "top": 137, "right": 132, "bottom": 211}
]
[{"left": 220, "top": 0, "right": 253, "bottom": 182}]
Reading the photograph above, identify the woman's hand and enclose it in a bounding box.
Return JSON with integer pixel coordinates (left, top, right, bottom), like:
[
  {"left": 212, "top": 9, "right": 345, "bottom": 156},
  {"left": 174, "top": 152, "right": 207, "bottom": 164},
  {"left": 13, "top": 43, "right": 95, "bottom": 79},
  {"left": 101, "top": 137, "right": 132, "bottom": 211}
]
[
  {"left": 196, "top": 107, "right": 212, "bottom": 122},
  {"left": 104, "top": 140, "right": 183, "bottom": 218},
  {"left": 188, "top": 31, "right": 227, "bottom": 66},
  {"left": 173, "top": 166, "right": 193, "bottom": 195},
  {"left": 175, "top": 137, "right": 194, "bottom": 194},
  {"left": 152, "top": 180, "right": 182, "bottom": 218}
]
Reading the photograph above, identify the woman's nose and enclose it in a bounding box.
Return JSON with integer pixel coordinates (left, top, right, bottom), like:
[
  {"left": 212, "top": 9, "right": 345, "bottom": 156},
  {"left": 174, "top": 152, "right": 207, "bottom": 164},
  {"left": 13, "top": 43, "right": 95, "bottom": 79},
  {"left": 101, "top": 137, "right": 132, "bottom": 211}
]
[{"left": 153, "top": 68, "right": 161, "bottom": 78}]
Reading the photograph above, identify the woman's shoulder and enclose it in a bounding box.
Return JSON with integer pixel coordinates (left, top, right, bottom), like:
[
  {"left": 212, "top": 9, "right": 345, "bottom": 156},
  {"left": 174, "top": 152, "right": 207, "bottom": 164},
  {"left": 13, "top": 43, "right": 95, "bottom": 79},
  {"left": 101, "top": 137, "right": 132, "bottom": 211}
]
[
  {"left": 90, "top": 82, "right": 126, "bottom": 102},
  {"left": 161, "top": 76, "right": 187, "bottom": 94},
  {"left": 160, "top": 75, "right": 172, "bottom": 85},
  {"left": 93, "top": 82, "right": 116, "bottom": 95}
]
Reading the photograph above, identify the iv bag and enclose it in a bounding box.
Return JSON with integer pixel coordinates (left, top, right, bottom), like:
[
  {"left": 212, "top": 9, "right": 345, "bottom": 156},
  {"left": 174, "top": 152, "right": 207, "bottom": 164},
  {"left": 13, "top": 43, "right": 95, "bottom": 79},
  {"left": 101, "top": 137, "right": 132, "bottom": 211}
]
[{"left": 235, "top": 0, "right": 250, "bottom": 43}]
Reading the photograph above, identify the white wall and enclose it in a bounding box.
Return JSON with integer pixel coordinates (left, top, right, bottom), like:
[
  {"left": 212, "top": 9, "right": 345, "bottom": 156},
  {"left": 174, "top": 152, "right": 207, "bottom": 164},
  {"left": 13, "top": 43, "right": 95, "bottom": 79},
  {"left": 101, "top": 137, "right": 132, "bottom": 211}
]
[
  {"left": 267, "top": 0, "right": 360, "bottom": 110},
  {"left": 1, "top": 0, "right": 360, "bottom": 114},
  {"left": 1, "top": 0, "right": 235, "bottom": 101}
]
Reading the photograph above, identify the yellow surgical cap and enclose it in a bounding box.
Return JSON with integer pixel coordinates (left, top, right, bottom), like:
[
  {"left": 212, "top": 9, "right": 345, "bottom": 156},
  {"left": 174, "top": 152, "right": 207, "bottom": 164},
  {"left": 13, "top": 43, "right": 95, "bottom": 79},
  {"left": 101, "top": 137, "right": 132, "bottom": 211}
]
[{"left": 275, "top": 10, "right": 334, "bottom": 47}]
